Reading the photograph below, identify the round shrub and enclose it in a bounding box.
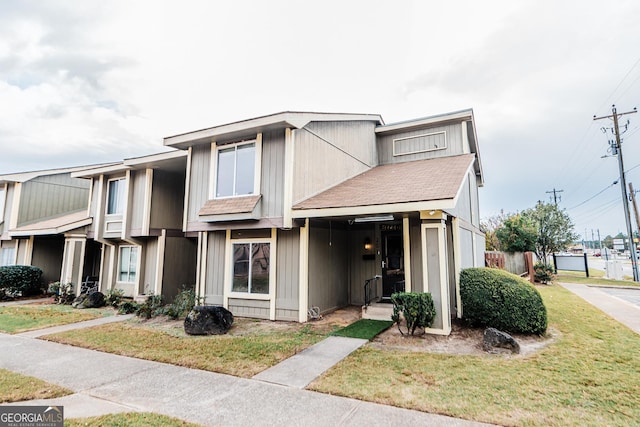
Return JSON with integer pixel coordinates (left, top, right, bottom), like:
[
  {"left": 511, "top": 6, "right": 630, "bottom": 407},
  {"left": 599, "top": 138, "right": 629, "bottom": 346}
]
[
  {"left": 0, "top": 265, "right": 43, "bottom": 297},
  {"left": 460, "top": 267, "right": 547, "bottom": 335}
]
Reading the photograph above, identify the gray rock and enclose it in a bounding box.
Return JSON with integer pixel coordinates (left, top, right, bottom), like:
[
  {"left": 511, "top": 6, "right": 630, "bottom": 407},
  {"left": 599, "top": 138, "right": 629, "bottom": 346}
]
[
  {"left": 184, "top": 305, "right": 234, "bottom": 335},
  {"left": 72, "top": 292, "right": 106, "bottom": 309},
  {"left": 483, "top": 327, "right": 520, "bottom": 354}
]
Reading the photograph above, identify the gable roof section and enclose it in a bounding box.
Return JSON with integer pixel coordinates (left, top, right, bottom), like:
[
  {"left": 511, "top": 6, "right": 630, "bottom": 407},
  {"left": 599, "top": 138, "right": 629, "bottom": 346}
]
[
  {"left": 292, "top": 154, "right": 476, "bottom": 218},
  {"left": 0, "top": 164, "right": 116, "bottom": 184},
  {"left": 164, "top": 111, "right": 384, "bottom": 149},
  {"left": 9, "top": 210, "right": 92, "bottom": 237}
]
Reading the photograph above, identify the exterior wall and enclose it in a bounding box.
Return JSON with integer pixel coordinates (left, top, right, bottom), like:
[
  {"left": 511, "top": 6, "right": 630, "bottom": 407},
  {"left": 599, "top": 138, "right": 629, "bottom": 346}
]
[
  {"left": 377, "top": 121, "right": 466, "bottom": 165},
  {"left": 459, "top": 228, "right": 475, "bottom": 269},
  {"left": 228, "top": 298, "right": 269, "bottom": 319},
  {"left": 162, "top": 236, "right": 197, "bottom": 302},
  {"left": 422, "top": 223, "right": 449, "bottom": 333},
  {"left": 17, "top": 174, "right": 90, "bottom": 226},
  {"left": 275, "top": 228, "right": 300, "bottom": 321},
  {"left": 292, "top": 121, "right": 377, "bottom": 204},
  {"left": 129, "top": 170, "right": 148, "bottom": 233},
  {"left": 203, "top": 231, "right": 226, "bottom": 305},
  {"left": 260, "top": 130, "right": 286, "bottom": 219},
  {"left": 87, "top": 177, "right": 100, "bottom": 235},
  {"left": 150, "top": 170, "right": 185, "bottom": 231},
  {"left": 409, "top": 219, "right": 424, "bottom": 293},
  {"left": 186, "top": 145, "right": 210, "bottom": 228},
  {"left": 0, "top": 184, "right": 7, "bottom": 237},
  {"left": 142, "top": 237, "right": 158, "bottom": 295},
  {"left": 31, "top": 236, "right": 64, "bottom": 285},
  {"left": 0, "top": 239, "right": 18, "bottom": 265},
  {"left": 348, "top": 227, "right": 379, "bottom": 306},
  {"left": 307, "top": 223, "right": 348, "bottom": 314},
  {"left": 16, "top": 238, "right": 29, "bottom": 265}
]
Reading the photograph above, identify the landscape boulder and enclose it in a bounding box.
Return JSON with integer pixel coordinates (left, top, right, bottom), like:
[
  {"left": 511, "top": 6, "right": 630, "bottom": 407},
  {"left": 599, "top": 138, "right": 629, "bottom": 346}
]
[
  {"left": 482, "top": 327, "right": 520, "bottom": 354},
  {"left": 72, "top": 291, "right": 106, "bottom": 309},
  {"left": 184, "top": 305, "right": 234, "bottom": 335}
]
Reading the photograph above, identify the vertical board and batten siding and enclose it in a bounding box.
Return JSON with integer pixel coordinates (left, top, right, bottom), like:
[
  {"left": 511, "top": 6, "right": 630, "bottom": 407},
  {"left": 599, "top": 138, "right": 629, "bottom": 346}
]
[
  {"left": 409, "top": 220, "right": 424, "bottom": 293},
  {"left": 469, "top": 173, "right": 481, "bottom": 227},
  {"left": 17, "top": 174, "right": 90, "bottom": 226},
  {"left": 150, "top": 170, "right": 185, "bottom": 231},
  {"left": 475, "top": 233, "right": 486, "bottom": 267},
  {"left": 377, "top": 122, "right": 464, "bottom": 165},
  {"left": 447, "top": 174, "right": 472, "bottom": 223},
  {"left": 187, "top": 145, "right": 211, "bottom": 227},
  {"left": 162, "top": 236, "right": 197, "bottom": 302},
  {"left": 129, "top": 170, "right": 148, "bottom": 232},
  {"left": 204, "top": 231, "right": 226, "bottom": 305},
  {"left": 260, "top": 130, "right": 285, "bottom": 219},
  {"left": 275, "top": 229, "right": 300, "bottom": 321},
  {"left": 16, "top": 239, "right": 28, "bottom": 265},
  {"left": 459, "top": 228, "right": 474, "bottom": 269},
  {"left": 0, "top": 184, "right": 15, "bottom": 236},
  {"left": 228, "top": 298, "right": 270, "bottom": 319},
  {"left": 348, "top": 228, "right": 379, "bottom": 306},
  {"left": 423, "top": 226, "right": 446, "bottom": 330},
  {"left": 31, "top": 236, "right": 64, "bottom": 285},
  {"left": 307, "top": 225, "right": 348, "bottom": 314},
  {"left": 87, "top": 177, "right": 101, "bottom": 235},
  {"left": 143, "top": 238, "right": 158, "bottom": 295},
  {"left": 292, "top": 121, "right": 377, "bottom": 204}
]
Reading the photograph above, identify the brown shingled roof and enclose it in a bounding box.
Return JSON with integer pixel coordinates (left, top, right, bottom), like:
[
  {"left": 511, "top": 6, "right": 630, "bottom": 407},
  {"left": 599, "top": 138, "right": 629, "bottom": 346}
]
[
  {"left": 199, "top": 195, "right": 262, "bottom": 216},
  {"left": 293, "top": 154, "right": 476, "bottom": 210}
]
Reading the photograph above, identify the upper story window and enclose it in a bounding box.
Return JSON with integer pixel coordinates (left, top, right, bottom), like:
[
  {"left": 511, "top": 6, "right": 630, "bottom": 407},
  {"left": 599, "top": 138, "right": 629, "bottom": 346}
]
[
  {"left": 107, "top": 178, "right": 126, "bottom": 215},
  {"left": 0, "top": 186, "right": 5, "bottom": 223},
  {"left": 216, "top": 141, "right": 256, "bottom": 198}
]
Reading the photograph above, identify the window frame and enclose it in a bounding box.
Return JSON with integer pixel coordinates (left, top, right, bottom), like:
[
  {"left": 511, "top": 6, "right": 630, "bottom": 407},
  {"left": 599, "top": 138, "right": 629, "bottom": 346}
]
[
  {"left": 225, "top": 229, "right": 276, "bottom": 303},
  {"left": 106, "top": 177, "right": 126, "bottom": 216},
  {"left": 117, "top": 245, "right": 139, "bottom": 284},
  {"left": 210, "top": 133, "right": 262, "bottom": 200},
  {"left": 0, "top": 246, "right": 16, "bottom": 267},
  {"left": 0, "top": 183, "right": 6, "bottom": 224}
]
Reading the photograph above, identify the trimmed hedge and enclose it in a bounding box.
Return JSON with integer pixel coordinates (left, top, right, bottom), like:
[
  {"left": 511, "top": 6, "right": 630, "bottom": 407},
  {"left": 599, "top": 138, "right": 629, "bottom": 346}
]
[
  {"left": 0, "top": 265, "right": 43, "bottom": 297},
  {"left": 391, "top": 292, "right": 436, "bottom": 335},
  {"left": 460, "top": 267, "right": 547, "bottom": 335}
]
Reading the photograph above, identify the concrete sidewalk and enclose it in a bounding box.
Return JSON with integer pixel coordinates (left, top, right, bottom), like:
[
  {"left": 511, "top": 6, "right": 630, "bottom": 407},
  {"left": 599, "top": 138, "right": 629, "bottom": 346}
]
[
  {"left": 560, "top": 283, "right": 640, "bottom": 334},
  {"left": 16, "top": 314, "right": 134, "bottom": 338},
  {"left": 0, "top": 333, "right": 493, "bottom": 426}
]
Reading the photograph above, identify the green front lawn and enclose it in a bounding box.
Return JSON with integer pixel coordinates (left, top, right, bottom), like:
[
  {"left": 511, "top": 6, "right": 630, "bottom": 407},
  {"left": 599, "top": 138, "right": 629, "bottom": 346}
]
[
  {"left": 0, "top": 304, "right": 112, "bottom": 334},
  {"left": 66, "top": 413, "right": 203, "bottom": 427},
  {"left": 309, "top": 285, "right": 640, "bottom": 426},
  {"left": 0, "top": 369, "right": 71, "bottom": 403},
  {"left": 331, "top": 319, "right": 393, "bottom": 340}
]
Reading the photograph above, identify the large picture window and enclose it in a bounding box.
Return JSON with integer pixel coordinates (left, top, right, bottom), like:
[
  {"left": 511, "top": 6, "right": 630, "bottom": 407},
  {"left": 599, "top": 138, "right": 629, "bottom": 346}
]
[
  {"left": 0, "top": 247, "right": 15, "bottom": 267},
  {"left": 118, "top": 246, "right": 138, "bottom": 283},
  {"left": 232, "top": 242, "right": 270, "bottom": 294},
  {"left": 107, "top": 178, "right": 126, "bottom": 215},
  {"left": 216, "top": 142, "right": 256, "bottom": 198}
]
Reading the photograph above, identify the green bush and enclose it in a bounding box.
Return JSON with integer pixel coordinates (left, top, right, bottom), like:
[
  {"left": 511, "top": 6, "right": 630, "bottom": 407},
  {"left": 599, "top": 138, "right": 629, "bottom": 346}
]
[
  {"left": 117, "top": 300, "right": 139, "bottom": 314},
  {"left": 534, "top": 262, "right": 555, "bottom": 284},
  {"left": 164, "top": 286, "right": 201, "bottom": 320},
  {"left": 390, "top": 292, "right": 436, "bottom": 336},
  {"left": 0, "top": 265, "right": 43, "bottom": 296},
  {"left": 104, "top": 288, "right": 125, "bottom": 308},
  {"left": 460, "top": 267, "right": 547, "bottom": 335},
  {"left": 48, "top": 282, "right": 75, "bottom": 304},
  {"left": 135, "top": 294, "right": 164, "bottom": 319}
]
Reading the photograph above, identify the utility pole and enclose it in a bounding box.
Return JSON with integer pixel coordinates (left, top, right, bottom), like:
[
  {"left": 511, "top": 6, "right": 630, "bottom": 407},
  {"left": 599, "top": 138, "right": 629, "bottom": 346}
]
[
  {"left": 594, "top": 105, "right": 639, "bottom": 281},
  {"left": 546, "top": 188, "right": 564, "bottom": 206},
  {"left": 629, "top": 183, "right": 640, "bottom": 258}
]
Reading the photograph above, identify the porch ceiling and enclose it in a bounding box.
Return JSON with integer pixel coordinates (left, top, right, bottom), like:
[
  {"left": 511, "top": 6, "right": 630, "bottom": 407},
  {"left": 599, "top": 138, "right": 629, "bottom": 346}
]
[{"left": 292, "top": 154, "right": 476, "bottom": 216}]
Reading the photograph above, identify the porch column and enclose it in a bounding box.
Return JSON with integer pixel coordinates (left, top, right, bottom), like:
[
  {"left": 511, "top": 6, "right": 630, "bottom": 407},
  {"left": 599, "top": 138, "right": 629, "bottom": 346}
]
[
  {"left": 421, "top": 220, "right": 452, "bottom": 335},
  {"left": 298, "top": 219, "right": 309, "bottom": 322},
  {"left": 452, "top": 217, "right": 462, "bottom": 319},
  {"left": 402, "top": 216, "right": 412, "bottom": 292}
]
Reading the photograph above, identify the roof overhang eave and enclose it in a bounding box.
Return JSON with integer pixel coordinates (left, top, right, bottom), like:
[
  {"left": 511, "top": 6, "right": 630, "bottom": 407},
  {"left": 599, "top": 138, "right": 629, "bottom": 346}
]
[{"left": 291, "top": 199, "right": 456, "bottom": 219}]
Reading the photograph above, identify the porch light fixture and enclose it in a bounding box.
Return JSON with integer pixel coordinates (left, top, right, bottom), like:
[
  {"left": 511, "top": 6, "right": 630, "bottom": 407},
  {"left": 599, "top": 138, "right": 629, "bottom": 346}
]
[
  {"left": 363, "top": 237, "right": 373, "bottom": 251},
  {"left": 353, "top": 214, "right": 394, "bottom": 223}
]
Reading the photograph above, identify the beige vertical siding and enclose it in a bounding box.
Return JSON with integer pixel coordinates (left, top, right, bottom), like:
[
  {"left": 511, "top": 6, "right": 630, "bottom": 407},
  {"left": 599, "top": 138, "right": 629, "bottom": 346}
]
[
  {"left": 187, "top": 145, "right": 211, "bottom": 226},
  {"left": 143, "top": 237, "right": 158, "bottom": 295},
  {"left": 150, "top": 170, "right": 185, "bottom": 231},
  {"left": 129, "top": 170, "right": 147, "bottom": 232},
  {"left": 0, "top": 184, "right": 15, "bottom": 236},
  {"left": 348, "top": 227, "right": 379, "bottom": 305},
  {"left": 292, "top": 121, "right": 377, "bottom": 204},
  {"left": 204, "top": 231, "right": 226, "bottom": 305},
  {"left": 31, "top": 236, "right": 64, "bottom": 285},
  {"left": 162, "top": 236, "right": 197, "bottom": 302},
  {"left": 377, "top": 122, "right": 464, "bottom": 165},
  {"left": 423, "top": 226, "right": 445, "bottom": 330},
  {"left": 261, "top": 130, "right": 286, "bottom": 219},
  {"left": 17, "top": 174, "right": 90, "bottom": 226},
  {"left": 307, "top": 223, "right": 348, "bottom": 314},
  {"left": 275, "top": 228, "right": 300, "bottom": 321},
  {"left": 459, "top": 228, "right": 475, "bottom": 269},
  {"left": 228, "top": 298, "right": 269, "bottom": 319},
  {"left": 410, "top": 220, "right": 424, "bottom": 293}
]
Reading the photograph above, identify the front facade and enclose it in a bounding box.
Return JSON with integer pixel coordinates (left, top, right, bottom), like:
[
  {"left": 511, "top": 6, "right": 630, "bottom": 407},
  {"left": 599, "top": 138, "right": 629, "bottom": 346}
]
[
  {"left": 71, "top": 151, "right": 196, "bottom": 300},
  {"left": 166, "top": 110, "right": 485, "bottom": 335}
]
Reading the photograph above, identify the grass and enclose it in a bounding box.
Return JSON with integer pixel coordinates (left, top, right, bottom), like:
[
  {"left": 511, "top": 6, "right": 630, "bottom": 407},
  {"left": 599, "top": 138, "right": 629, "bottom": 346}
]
[
  {"left": 44, "top": 321, "right": 327, "bottom": 378},
  {"left": 309, "top": 285, "right": 640, "bottom": 426},
  {"left": 0, "top": 368, "right": 72, "bottom": 403},
  {"left": 0, "top": 304, "right": 113, "bottom": 334},
  {"left": 556, "top": 270, "right": 639, "bottom": 287},
  {"left": 331, "top": 319, "right": 393, "bottom": 340},
  {"left": 66, "top": 413, "right": 203, "bottom": 427}
]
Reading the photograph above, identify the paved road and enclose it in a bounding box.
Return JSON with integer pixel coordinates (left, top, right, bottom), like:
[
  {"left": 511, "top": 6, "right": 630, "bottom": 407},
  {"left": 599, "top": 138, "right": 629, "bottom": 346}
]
[{"left": 597, "top": 286, "right": 640, "bottom": 307}]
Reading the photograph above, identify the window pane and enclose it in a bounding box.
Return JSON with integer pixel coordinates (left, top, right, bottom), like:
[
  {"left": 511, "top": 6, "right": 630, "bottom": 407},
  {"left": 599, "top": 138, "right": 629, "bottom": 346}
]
[
  {"left": 232, "top": 243, "right": 250, "bottom": 292},
  {"left": 216, "top": 148, "right": 235, "bottom": 197},
  {"left": 118, "top": 247, "right": 130, "bottom": 281},
  {"left": 107, "top": 179, "right": 125, "bottom": 214},
  {"left": 0, "top": 248, "right": 15, "bottom": 267},
  {"left": 235, "top": 143, "right": 255, "bottom": 195},
  {"left": 251, "top": 243, "right": 270, "bottom": 294},
  {"left": 129, "top": 247, "right": 138, "bottom": 282}
]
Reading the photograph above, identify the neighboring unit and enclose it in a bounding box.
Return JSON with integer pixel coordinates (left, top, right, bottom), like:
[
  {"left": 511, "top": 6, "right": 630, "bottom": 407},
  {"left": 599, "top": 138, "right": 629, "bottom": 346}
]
[
  {"left": 165, "top": 110, "right": 484, "bottom": 335},
  {"left": 71, "top": 150, "right": 196, "bottom": 300}
]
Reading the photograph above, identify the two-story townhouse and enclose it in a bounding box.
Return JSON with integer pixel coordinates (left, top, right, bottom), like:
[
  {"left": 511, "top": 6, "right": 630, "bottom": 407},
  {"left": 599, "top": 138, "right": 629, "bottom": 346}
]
[
  {"left": 0, "top": 166, "right": 94, "bottom": 286},
  {"left": 165, "top": 110, "right": 484, "bottom": 335},
  {"left": 70, "top": 150, "right": 196, "bottom": 301}
]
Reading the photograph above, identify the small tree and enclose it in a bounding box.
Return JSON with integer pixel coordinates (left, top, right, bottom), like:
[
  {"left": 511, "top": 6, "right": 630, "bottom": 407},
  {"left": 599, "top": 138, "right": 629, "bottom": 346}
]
[
  {"left": 495, "top": 214, "right": 537, "bottom": 253},
  {"left": 481, "top": 212, "right": 508, "bottom": 251},
  {"left": 522, "top": 202, "right": 579, "bottom": 262},
  {"left": 391, "top": 292, "right": 436, "bottom": 336}
]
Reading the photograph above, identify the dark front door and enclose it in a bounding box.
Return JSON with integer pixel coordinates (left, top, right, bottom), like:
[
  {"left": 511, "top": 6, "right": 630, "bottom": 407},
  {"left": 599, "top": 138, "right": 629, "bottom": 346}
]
[{"left": 382, "top": 230, "right": 405, "bottom": 299}]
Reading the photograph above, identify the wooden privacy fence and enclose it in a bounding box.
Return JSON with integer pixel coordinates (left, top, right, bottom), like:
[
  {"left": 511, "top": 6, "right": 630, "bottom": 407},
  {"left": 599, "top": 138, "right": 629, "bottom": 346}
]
[{"left": 485, "top": 251, "right": 535, "bottom": 283}]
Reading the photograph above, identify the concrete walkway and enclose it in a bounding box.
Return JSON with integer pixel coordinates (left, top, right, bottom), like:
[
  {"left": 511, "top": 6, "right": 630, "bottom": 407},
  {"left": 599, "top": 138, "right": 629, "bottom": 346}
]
[
  {"left": 0, "top": 332, "right": 493, "bottom": 426},
  {"left": 560, "top": 283, "right": 640, "bottom": 334},
  {"left": 0, "top": 297, "right": 51, "bottom": 307}
]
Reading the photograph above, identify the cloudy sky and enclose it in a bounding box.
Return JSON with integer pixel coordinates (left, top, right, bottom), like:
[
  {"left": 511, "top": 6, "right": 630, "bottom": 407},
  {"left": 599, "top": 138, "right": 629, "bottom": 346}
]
[{"left": 2, "top": 0, "right": 640, "bottom": 239}]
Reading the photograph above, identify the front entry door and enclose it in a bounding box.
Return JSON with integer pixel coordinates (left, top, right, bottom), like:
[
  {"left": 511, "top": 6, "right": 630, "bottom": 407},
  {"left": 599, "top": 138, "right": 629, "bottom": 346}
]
[{"left": 382, "top": 230, "right": 405, "bottom": 299}]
